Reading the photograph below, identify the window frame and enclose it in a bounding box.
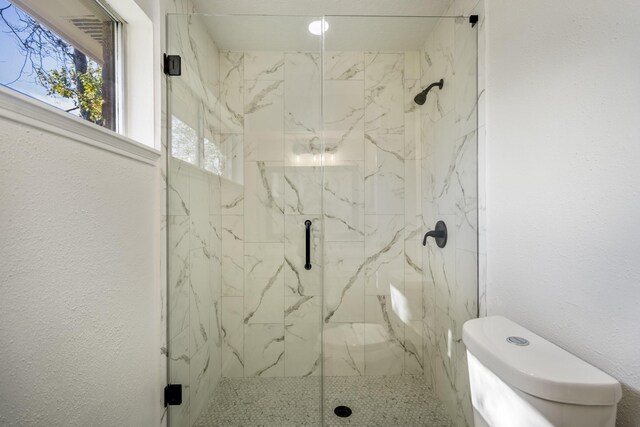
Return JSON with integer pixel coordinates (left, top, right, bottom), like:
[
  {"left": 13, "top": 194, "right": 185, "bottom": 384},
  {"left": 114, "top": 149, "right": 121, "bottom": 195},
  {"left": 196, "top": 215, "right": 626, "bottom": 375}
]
[{"left": 0, "top": 0, "right": 159, "bottom": 159}]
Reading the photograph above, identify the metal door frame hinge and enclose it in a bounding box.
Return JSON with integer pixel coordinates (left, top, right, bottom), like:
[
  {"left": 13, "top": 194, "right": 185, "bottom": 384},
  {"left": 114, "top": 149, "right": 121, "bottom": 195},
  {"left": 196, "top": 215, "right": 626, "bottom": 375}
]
[
  {"left": 469, "top": 15, "right": 479, "bottom": 27},
  {"left": 163, "top": 54, "right": 182, "bottom": 76},
  {"left": 164, "top": 384, "right": 182, "bottom": 407}
]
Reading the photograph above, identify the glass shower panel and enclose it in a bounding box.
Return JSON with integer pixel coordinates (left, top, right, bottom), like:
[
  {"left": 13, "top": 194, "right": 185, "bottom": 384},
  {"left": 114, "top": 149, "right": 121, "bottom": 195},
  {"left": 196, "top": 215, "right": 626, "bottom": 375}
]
[
  {"left": 166, "top": 14, "right": 324, "bottom": 426},
  {"left": 166, "top": 13, "right": 477, "bottom": 427},
  {"left": 321, "top": 16, "right": 478, "bottom": 426}
]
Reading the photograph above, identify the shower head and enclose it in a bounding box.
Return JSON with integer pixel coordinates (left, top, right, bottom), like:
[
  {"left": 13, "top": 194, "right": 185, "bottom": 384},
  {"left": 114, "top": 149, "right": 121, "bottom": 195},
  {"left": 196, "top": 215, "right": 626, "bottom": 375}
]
[{"left": 414, "top": 79, "right": 444, "bottom": 105}]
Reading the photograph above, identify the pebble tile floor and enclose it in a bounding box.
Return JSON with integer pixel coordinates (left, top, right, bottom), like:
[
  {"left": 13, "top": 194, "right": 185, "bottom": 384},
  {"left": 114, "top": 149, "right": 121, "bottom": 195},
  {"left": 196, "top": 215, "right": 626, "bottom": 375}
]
[{"left": 193, "top": 376, "right": 455, "bottom": 427}]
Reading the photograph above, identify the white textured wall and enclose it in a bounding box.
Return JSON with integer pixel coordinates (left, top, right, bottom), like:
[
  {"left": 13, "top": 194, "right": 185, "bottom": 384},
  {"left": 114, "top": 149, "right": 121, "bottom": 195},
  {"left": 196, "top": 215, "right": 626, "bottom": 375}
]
[
  {"left": 485, "top": 1, "right": 640, "bottom": 425},
  {"left": 0, "top": 118, "right": 161, "bottom": 426}
]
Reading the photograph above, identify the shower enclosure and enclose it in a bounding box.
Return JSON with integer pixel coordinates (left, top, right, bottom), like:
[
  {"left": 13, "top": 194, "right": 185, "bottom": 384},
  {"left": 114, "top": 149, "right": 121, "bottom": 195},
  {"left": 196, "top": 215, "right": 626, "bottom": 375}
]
[{"left": 165, "top": 13, "right": 478, "bottom": 426}]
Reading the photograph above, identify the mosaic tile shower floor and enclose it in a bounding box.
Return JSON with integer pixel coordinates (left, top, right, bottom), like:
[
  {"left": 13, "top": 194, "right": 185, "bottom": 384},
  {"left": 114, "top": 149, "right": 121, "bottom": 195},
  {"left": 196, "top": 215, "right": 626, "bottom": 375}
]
[{"left": 193, "top": 376, "right": 455, "bottom": 427}]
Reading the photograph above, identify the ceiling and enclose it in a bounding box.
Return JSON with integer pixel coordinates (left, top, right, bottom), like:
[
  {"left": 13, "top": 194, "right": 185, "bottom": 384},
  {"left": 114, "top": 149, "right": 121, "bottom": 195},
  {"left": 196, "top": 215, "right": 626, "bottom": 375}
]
[
  {"left": 190, "top": 0, "right": 452, "bottom": 17},
  {"left": 186, "top": 0, "right": 453, "bottom": 51},
  {"left": 200, "top": 15, "right": 442, "bottom": 52}
]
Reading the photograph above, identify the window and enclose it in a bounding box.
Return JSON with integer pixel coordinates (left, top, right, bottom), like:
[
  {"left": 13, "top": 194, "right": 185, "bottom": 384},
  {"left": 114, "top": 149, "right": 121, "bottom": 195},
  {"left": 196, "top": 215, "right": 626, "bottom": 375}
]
[
  {"left": 170, "top": 79, "right": 235, "bottom": 178},
  {"left": 0, "top": 0, "right": 120, "bottom": 130}
]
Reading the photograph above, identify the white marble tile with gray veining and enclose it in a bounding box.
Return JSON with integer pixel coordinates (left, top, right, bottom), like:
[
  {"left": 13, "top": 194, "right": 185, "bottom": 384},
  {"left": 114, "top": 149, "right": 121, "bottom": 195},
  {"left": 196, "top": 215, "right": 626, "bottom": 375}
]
[
  {"left": 220, "top": 51, "right": 244, "bottom": 133},
  {"left": 364, "top": 53, "right": 404, "bottom": 135},
  {"left": 190, "top": 343, "right": 213, "bottom": 422},
  {"left": 454, "top": 130, "right": 478, "bottom": 252},
  {"left": 168, "top": 162, "right": 190, "bottom": 216},
  {"left": 244, "top": 79, "right": 284, "bottom": 161},
  {"left": 189, "top": 169, "right": 214, "bottom": 252},
  {"left": 169, "top": 215, "right": 190, "bottom": 340},
  {"left": 404, "top": 79, "right": 422, "bottom": 160},
  {"left": 421, "top": 19, "right": 455, "bottom": 122},
  {"left": 454, "top": 249, "right": 478, "bottom": 336},
  {"left": 404, "top": 320, "right": 424, "bottom": 375},
  {"left": 364, "top": 295, "right": 405, "bottom": 376},
  {"left": 168, "top": 328, "right": 190, "bottom": 427},
  {"left": 285, "top": 323, "right": 321, "bottom": 377},
  {"left": 221, "top": 178, "right": 244, "bottom": 215},
  {"left": 364, "top": 133, "right": 405, "bottom": 215},
  {"left": 323, "top": 242, "right": 365, "bottom": 323},
  {"left": 244, "top": 161, "right": 284, "bottom": 242},
  {"left": 244, "top": 324, "right": 285, "bottom": 377},
  {"left": 244, "top": 243, "right": 284, "bottom": 324},
  {"left": 325, "top": 51, "right": 364, "bottom": 80},
  {"left": 404, "top": 239, "right": 424, "bottom": 322},
  {"left": 427, "top": 111, "right": 457, "bottom": 215},
  {"left": 209, "top": 298, "right": 223, "bottom": 394},
  {"left": 323, "top": 323, "right": 365, "bottom": 376},
  {"left": 285, "top": 53, "right": 321, "bottom": 133},
  {"left": 244, "top": 51, "right": 284, "bottom": 81},
  {"left": 190, "top": 248, "right": 211, "bottom": 357},
  {"left": 324, "top": 80, "right": 364, "bottom": 161},
  {"left": 364, "top": 215, "right": 405, "bottom": 296},
  {"left": 221, "top": 297, "right": 244, "bottom": 378},
  {"left": 285, "top": 295, "right": 321, "bottom": 325},
  {"left": 323, "top": 162, "right": 365, "bottom": 242},
  {"left": 209, "top": 213, "right": 223, "bottom": 297},
  {"left": 221, "top": 215, "right": 244, "bottom": 296},
  {"left": 284, "top": 167, "right": 322, "bottom": 215},
  {"left": 454, "top": 16, "right": 479, "bottom": 140},
  {"left": 218, "top": 134, "right": 244, "bottom": 184},
  {"left": 404, "top": 159, "right": 425, "bottom": 241}
]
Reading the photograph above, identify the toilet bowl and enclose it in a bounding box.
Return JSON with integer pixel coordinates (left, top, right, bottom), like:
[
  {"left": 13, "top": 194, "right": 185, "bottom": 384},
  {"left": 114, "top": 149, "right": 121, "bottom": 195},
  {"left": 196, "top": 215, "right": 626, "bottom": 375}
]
[{"left": 463, "top": 316, "right": 622, "bottom": 427}]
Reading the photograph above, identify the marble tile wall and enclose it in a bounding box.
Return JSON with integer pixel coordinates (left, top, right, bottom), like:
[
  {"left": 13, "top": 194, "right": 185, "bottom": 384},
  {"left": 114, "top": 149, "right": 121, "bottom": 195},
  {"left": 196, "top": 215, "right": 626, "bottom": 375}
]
[
  {"left": 219, "top": 50, "right": 324, "bottom": 380},
  {"left": 323, "top": 50, "right": 428, "bottom": 378},
  {"left": 165, "top": 11, "right": 224, "bottom": 427},
  {"left": 217, "top": 49, "right": 426, "bottom": 380},
  {"left": 164, "top": 11, "right": 482, "bottom": 427},
  {"left": 419, "top": 5, "right": 480, "bottom": 427}
]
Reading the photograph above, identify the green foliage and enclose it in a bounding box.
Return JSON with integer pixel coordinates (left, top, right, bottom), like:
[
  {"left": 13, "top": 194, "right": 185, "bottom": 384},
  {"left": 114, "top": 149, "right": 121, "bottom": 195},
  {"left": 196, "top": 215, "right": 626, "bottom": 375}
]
[{"left": 39, "top": 62, "right": 104, "bottom": 124}]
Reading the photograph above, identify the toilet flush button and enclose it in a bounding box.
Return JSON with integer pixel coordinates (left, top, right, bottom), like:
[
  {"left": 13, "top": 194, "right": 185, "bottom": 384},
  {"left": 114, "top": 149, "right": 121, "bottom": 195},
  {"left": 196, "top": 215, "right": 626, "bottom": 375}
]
[{"left": 506, "top": 336, "right": 530, "bottom": 346}]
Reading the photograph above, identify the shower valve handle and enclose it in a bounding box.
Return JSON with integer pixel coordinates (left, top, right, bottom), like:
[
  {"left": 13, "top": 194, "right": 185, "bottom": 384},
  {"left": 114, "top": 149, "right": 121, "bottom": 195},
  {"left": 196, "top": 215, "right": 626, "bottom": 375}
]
[{"left": 423, "top": 221, "right": 448, "bottom": 248}]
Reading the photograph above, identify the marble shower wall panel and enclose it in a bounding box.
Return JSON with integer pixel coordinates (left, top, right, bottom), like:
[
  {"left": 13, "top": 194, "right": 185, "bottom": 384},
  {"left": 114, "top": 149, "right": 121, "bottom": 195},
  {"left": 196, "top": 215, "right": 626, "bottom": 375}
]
[
  {"left": 220, "top": 52, "right": 244, "bottom": 133},
  {"left": 167, "top": 11, "right": 226, "bottom": 426},
  {"left": 217, "top": 48, "right": 425, "bottom": 379},
  {"left": 244, "top": 161, "right": 284, "bottom": 242},
  {"left": 323, "top": 161, "right": 365, "bottom": 242},
  {"left": 285, "top": 53, "right": 321, "bottom": 133},
  {"left": 244, "top": 243, "right": 285, "bottom": 324},
  {"left": 364, "top": 53, "right": 404, "bottom": 135},
  {"left": 167, "top": 161, "right": 224, "bottom": 427},
  {"left": 218, "top": 49, "right": 325, "bottom": 379},
  {"left": 320, "top": 49, "right": 425, "bottom": 378},
  {"left": 221, "top": 297, "right": 244, "bottom": 378},
  {"left": 419, "top": 8, "right": 479, "bottom": 427},
  {"left": 324, "top": 80, "right": 365, "bottom": 161},
  {"left": 244, "top": 79, "right": 284, "bottom": 162}
]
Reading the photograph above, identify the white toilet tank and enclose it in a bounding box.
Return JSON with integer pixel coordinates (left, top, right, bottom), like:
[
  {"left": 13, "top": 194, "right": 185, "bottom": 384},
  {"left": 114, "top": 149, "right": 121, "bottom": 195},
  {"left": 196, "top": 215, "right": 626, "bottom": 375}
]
[{"left": 463, "top": 316, "right": 622, "bottom": 427}]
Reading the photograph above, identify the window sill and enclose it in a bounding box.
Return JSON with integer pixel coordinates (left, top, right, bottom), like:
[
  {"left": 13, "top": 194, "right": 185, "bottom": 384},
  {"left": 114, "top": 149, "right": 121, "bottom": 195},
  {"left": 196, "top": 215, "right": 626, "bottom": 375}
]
[{"left": 0, "top": 85, "right": 160, "bottom": 165}]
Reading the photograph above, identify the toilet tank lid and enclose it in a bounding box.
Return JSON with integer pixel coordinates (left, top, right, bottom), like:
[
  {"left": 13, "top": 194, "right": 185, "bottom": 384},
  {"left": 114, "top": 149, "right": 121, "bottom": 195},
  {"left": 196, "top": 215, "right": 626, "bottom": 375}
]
[{"left": 462, "top": 316, "right": 622, "bottom": 406}]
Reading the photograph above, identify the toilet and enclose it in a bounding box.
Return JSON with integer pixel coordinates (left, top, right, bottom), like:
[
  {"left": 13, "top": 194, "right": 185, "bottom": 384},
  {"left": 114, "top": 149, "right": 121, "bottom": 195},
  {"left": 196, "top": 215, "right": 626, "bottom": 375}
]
[{"left": 463, "top": 316, "right": 622, "bottom": 427}]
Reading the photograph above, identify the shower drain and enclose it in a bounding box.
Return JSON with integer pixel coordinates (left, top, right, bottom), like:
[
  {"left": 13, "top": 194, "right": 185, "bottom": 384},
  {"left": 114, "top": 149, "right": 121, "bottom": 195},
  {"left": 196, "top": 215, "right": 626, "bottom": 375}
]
[{"left": 334, "top": 406, "right": 352, "bottom": 418}]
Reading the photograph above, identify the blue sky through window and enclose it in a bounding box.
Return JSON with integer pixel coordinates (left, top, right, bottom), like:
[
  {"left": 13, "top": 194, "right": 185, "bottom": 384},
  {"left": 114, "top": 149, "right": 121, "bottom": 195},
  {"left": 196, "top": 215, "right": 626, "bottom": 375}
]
[{"left": 0, "top": 0, "right": 79, "bottom": 113}]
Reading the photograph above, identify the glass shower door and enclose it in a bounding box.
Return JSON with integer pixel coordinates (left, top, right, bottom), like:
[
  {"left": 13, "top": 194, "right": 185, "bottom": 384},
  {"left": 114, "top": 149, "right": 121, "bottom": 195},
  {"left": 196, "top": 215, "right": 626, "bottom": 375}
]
[
  {"left": 165, "top": 12, "right": 478, "bottom": 427},
  {"left": 166, "top": 14, "right": 325, "bottom": 426},
  {"left": 321, "top": 15, "right": 478, "bottom": 426}
]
